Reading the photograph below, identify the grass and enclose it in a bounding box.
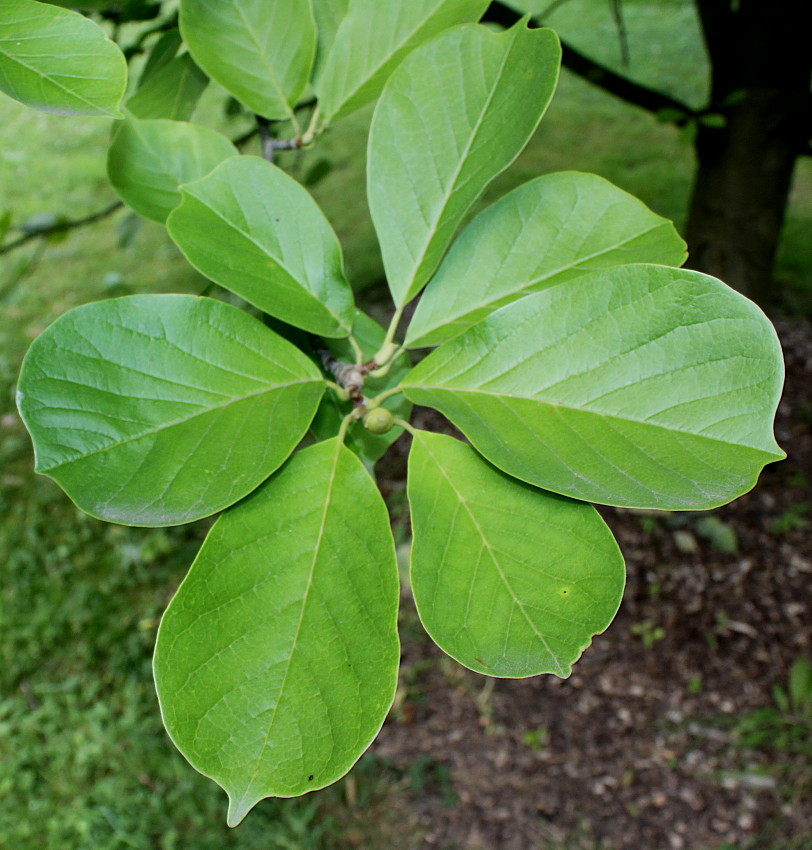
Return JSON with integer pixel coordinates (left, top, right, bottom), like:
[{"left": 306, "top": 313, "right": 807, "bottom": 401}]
[{"left": 1, "top": 1, "right": 811, "bottom": 847}]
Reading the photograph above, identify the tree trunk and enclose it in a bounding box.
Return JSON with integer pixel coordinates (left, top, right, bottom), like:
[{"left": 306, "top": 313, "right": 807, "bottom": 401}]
[{"left": 685, "top": 0, "right": 811, "bottom": 306}]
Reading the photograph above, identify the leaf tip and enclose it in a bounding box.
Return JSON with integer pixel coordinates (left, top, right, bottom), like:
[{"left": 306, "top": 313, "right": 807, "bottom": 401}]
[{"left": 226, "top": 791, "right": 259, "bottom": 828}]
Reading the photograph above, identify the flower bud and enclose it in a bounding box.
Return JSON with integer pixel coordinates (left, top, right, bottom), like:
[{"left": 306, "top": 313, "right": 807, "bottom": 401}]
[{"left": 363, "top": 407, "right": 394, "bottom": 435}]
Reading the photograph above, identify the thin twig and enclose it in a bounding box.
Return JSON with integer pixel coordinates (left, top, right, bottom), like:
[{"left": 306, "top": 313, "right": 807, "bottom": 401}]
[
  {"left": 608, "top": 0, "right": 631, "bottom": 69},
  {"left": 317, "top": 349, "right": 366, "bottom": 408},
  {"left": 256, "top": 116, "right": 276, "bottom": 163},
  {"left": 0, "top": 202, "right": 123, "bottom": 256}
]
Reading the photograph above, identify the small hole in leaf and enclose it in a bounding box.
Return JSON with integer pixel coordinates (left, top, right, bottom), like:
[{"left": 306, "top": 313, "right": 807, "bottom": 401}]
[
  {"left": 560, "top": 588, "right": 570, "bottom": 596},
  {"left": 308, "top": 775, "right": 314, "bottom": 782}
]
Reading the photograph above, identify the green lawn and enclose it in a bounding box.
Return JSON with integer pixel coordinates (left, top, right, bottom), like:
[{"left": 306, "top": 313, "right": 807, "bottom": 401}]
[{"left": 1, "top": 1, "right": 810, "bottom": 847}]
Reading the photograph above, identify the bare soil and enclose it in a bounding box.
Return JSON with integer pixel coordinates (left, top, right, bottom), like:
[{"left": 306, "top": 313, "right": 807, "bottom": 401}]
[{"left": 368, "top": 317, "right": 812, "bottom": 850}]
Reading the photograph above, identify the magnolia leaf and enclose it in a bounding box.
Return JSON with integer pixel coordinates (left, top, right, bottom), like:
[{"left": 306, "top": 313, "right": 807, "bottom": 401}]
[
  {"left": 17, "top": 295, "right": 324, "bottom": 526},
  {"left": 310, "top": 310, "right": 412, "bottom": 466},
  {"left": 108, "top": 119, "right": 237, "bottom": 223},
  {"left": 138, "top": 28, "right": 183, "bottom": 84},
  {"left": 312, "top": 0, "right": 349, "bottom": 78},
  {"left": 0, "top": 0, "right": 127, "bottom": 117},
  {"left": 0, "top": 210, "right": 12, "bottom": 244},
  {"left": 408, "top": 431, "right": 625, "bottom": 677},
  {"left": 406, "top": 171, "right": 688, "bottom": 348},
  {"left": 154, "top": 437, "right": 400, "bottom": 826},
  {"left": 316, "top": 0, "right": 489, "bottom": 121},
  {"left": 179, "top": 0, "right": 316, "bottom": 121},
  {"left": 368, "top": 20, "right": 560, "bottom": 307},
  {"left": 167, "top": 156, "right": 355, "bottom": 338},
  {"left": 125, "top": 53, "right": 208, "bottom": 122},
  {"left": 403, "top": 264, "right": 785, "bottom": 510}
]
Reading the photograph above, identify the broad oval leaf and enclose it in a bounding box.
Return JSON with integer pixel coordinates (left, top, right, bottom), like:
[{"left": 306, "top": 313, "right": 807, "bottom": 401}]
[
  {"left": 0, "top": 0, "right": 127, "bottom": 117},
  {"left": 167, "top": 155, "right": 355, "bottom": 338},
  {"left": 312, "top": 0, "right": 349, "bottom": 79},
  {"left": 403, "top": 264, "right": 785, "bottom": 510},
  {"left": 368, "top": 20, "right": 561, "bottom": 307},
  {"left": 179, "top": 0, "right": 316, "bottom": 121},
  {"left": 125, "top": 52, "right": 209, "bottom": 122},
  {"left": 108, "top": 119, "right": 237, "bottom": 223},
  {"left": 406, "top": 171, "right": 688, "bottom": 348},
  {"left": 315, "top": 0, "right": 489, "bottom": 122},
  {"left": 17, "top": 295, "right": 325, "bottom": 526},
  {"left": 310, "top": 310, "right": 413, "bottom": 466},
  {"left": 408, "top": 431, "right": 625, "bottom": 677},
  {"left": 154, "top": 437, "right": 400, "bottom": 825}
]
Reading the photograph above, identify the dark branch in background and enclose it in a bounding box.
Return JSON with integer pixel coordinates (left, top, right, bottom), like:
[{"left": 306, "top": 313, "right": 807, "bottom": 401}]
[
  {"left": 485, "top": 1, "right": 698, "bottom": 125},
  {"left": 0, "top": 202, "right": 123, "bottom": 256}
]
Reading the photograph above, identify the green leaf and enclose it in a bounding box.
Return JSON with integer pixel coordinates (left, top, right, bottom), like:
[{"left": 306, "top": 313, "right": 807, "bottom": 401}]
[
  {"left": 108, "top": 119, "right": 237, "bottom": 223},
  {"left": 788, "top": 657, "right": 812, "bottom": 710},
  {"left": 138, "top": 27, "right": 183, "bottom": 84},
  {"left": 154, "top": 437, "right": 400, "bottom": 825},
  {"left": 408, "top": 431, "right": 625, "bottom": 677},
  {"left": 406, "top": 171, "right": 688, "bottom": 348},
  {"left": 0, "top": 0, "right": 127, "bottom": 117},
  {"left": 17, "top": 295, "right": 324, "bottom": 526},
  {"left": 126, "top": 52, "right": 208, "bottom": 121},
  {"left": 368, "top": 20, "right": 560, "bottom": 307},
  {"left": 179, "top": 0, "right": 316, "bottom": 121},
  {"left": 0, "top": 210, "right": 12, "bottom": 244},
  {"left": 312, "top": 0, "right": 349, "bottom": 78},
  {"left": 315, "top": 0, "right": 489, "bottom": 122},
  {"left": 167, "top": 155, "right": 355, "bottom": 338},
  {"left": 310, "top": 310, "right": 412, "bottom": 466},
  {"left": 402, "top": 264, "right": 785, "bottom": 510}
]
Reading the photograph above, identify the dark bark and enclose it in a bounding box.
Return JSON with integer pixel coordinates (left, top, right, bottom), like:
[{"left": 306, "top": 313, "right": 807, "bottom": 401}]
[{"left": 685, "top": 0, "right": 812, "bottom": 305}]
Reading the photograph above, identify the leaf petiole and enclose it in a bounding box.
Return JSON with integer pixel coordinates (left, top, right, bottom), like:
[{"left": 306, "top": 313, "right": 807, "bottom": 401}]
[
  {"left": 372, "top": 305, "right": 405, "bottom": 366},
  {"left": 366, "top": 386, "right": 404, "bottom": 409},
  {"left": 337, "top": 412, "right": 354, "bottom": 443},
  {"left": 325, "top": 380, "right": 350, "bottom": 400},
  {"left": 300, "top": 104, "right": 323, "bottom": 147},
  {"left": 392, "top": 417, "right": 416, "bottom": 436},
  {"left": 348, "top": 334, "right": 365, "bottom": 366}
]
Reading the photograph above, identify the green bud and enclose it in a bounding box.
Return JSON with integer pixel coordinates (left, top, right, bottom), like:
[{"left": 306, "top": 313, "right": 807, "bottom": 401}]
[{"left": 363, "top": 407, "right": 394, "bottom": 435}]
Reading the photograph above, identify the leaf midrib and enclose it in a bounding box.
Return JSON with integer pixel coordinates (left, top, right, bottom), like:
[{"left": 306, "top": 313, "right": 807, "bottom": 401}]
[
  {"left": 408, "top": 221, "right": 670, "bottom": 343},
  {"left": 232, "top": 2, "right": 297, "bottom": 122},
  {"left": 417, "top": 435, "right": 566, "bottom": 674},
  {"left": 39, "top": 377, "right": 321, "bottom": 472},
  {"left": 324, "top": 0, "right": 460, "bottom": 118},
  {"left": 237, "top": 439, "right": 343, "bottom": 808},
  {"left": 0, "top": 35, "right": 114, "bottom": 114},
  {"left": 175, "top": 189, "right": 350, "bottom": 333},
  {"left": 404, "top": 385, "right": 780, "bottom": 456},
  {"left": 397, "top": 26, "right": 518, "bottom": 304}
]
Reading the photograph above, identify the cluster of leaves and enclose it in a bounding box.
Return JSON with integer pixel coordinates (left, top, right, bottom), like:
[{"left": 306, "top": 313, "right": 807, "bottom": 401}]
[{"left": 2, "top": 0, "right": 784, "bottom": 827}]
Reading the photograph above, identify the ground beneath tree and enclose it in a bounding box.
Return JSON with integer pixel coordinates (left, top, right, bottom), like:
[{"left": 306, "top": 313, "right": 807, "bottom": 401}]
[{"left": 365, "top": 318, "right": 812, "bottom": 850}]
